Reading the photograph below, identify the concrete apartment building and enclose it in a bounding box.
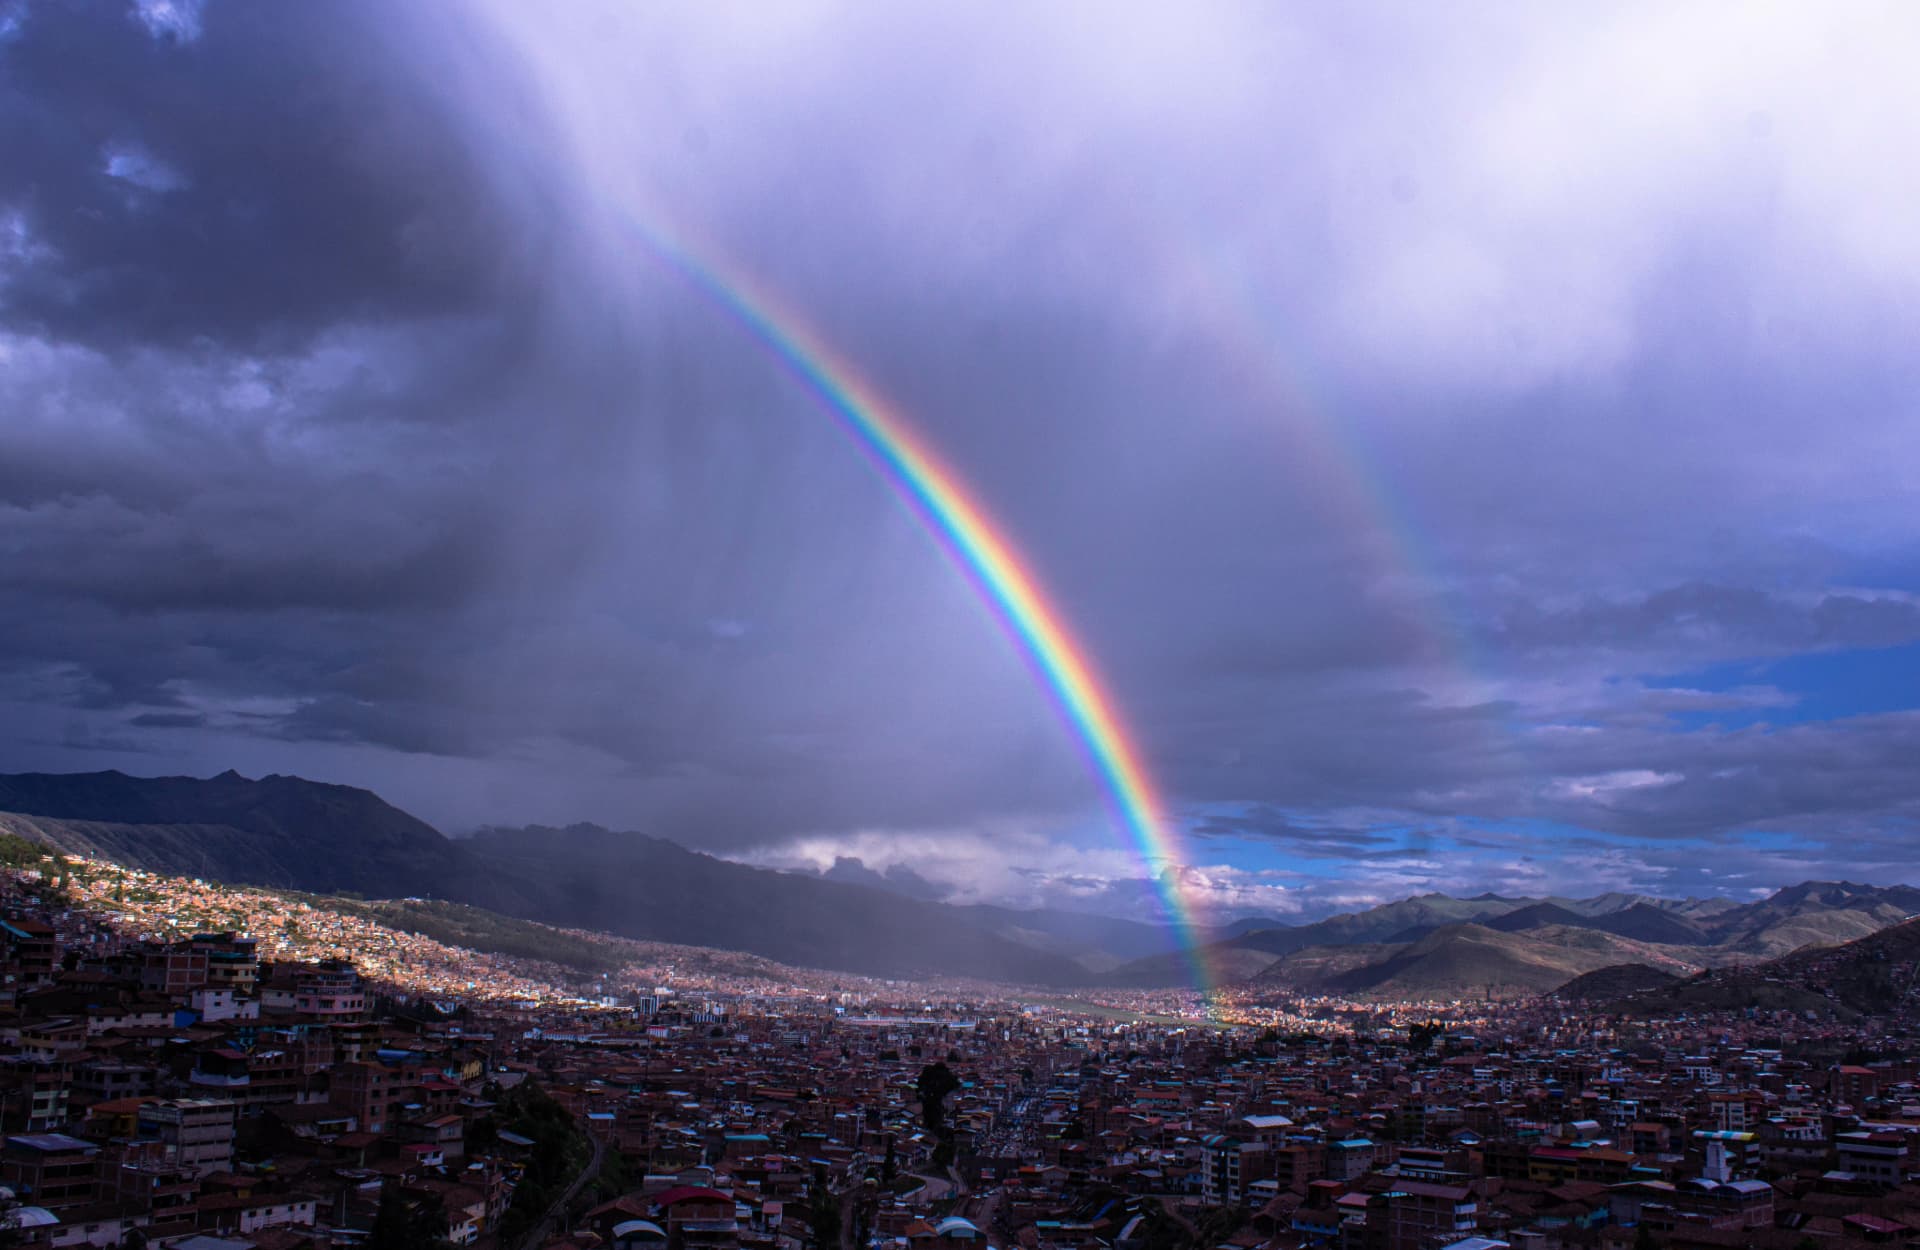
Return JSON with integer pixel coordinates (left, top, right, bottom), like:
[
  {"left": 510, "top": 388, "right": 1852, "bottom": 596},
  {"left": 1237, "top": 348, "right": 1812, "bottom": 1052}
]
[{"left": 138, "top": 1098, "right": 236, "bottom": 1177}]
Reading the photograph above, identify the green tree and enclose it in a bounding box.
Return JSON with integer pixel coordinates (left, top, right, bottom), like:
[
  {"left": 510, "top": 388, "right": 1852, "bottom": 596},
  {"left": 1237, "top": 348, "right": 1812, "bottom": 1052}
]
[
  {"left": 915, "top": 1062, "right": 960, "bottom": 1134},
  {"left": 1193, "top": 1204, "right": 1247, "bottom": 1245},
  {"left": 808, "top": 1164, "right": 842, "bottom": 1250},
  {"left": 0, "top": 833, "right": 46, "bottom": 869},
  {"left": 369, "top": 1182, "right": 452, "bottom": 1250},
  {"left": 851, "top": 1182, "right": 876, "bottom": 1250},
  {"left": 492, "top": 1082, "right": 594, "bottom": 1246}
]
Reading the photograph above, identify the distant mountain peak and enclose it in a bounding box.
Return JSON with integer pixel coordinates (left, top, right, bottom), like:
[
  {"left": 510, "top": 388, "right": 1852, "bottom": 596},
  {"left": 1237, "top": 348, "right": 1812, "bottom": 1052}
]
[{"left": 818, "top": 855, "right": 950, "bottom": 902}]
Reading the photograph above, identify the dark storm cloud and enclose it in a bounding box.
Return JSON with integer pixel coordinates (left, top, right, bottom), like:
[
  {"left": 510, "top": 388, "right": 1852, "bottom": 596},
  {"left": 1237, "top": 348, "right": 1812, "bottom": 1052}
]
[
  {"left": 1489, "top": 585, "right": 1920, "bottom": 657},
  {"left": 1188, "top": 808, "right": 1410, "bottom": 855},
  {"left": 0, "top": 0, "right": 570, "bottom": 777},
  {"left": 127, "top": 711, "right": 205, "bottom": 729},
  {"left": 5, "top": 0, "right": 1920, "bottom": 906},
  {"left": 1522, "top": 712, "right": 1920, "bottom": 839},
  {"left": 0, "top": 0, "right": 552, "bottom": 352}
]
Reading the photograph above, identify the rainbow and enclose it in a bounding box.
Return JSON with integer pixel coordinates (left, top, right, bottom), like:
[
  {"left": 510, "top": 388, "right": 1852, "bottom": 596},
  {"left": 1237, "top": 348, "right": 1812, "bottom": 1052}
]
[{"left": 625, "top": 223, "right": 1218, "bottom": 1001}]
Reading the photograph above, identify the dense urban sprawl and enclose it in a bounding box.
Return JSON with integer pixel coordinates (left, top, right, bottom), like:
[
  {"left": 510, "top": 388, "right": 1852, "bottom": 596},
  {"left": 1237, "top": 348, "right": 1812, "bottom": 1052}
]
[{"left": 0, "top": 851, "right": 1918, "bottom": 1250}]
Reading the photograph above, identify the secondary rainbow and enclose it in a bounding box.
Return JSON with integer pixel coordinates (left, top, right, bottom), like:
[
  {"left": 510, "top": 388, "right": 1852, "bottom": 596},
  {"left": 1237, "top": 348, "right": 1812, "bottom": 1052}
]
[
  {"left": 624, "top": 222, "right": 1217, "bottom": 1001},
  {"left": 1150, "top": 224, "right": 1523, "bottom": 761}
]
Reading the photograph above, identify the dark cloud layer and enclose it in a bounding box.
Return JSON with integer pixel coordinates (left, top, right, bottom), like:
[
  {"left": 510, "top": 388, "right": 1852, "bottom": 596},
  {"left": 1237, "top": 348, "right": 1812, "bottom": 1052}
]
[
  {"left": 0, "top": 0, "right": 553, "bottom": 352},
  {"left": 5, "top": 1, "right": 1920, "bottom": 915}
]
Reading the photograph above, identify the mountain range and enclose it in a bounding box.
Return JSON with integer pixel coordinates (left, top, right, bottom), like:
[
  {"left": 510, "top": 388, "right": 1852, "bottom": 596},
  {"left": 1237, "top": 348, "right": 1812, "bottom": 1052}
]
[
  {"left": 1566, "top": 909, "right": 1920, "bottom": 1019},
  {"left": 1101, "top": 877, "right": 1920, "bottom": 997},
  {"left": 2, "top": 769, "right": 1917, "bottom": 995}
]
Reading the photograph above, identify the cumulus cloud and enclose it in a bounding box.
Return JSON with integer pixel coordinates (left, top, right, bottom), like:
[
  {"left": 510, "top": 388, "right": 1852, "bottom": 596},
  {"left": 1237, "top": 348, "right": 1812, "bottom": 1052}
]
[{"left": 735, "top": 825, "right": 1310, "bottom": 923}]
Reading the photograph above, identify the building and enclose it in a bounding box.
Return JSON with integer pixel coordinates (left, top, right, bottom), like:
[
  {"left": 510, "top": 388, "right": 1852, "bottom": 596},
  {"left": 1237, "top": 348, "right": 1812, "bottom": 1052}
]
[
  {"left": 190, "top": 932, "right": 259, "bottom": 994},
  {"left": 0, "top": 1057, "right": 71, "bottom": 1132},
  {"left": 1201, "top": 1134, "right": 1270, "bottom": 1205},
  {"left": 1326, "top": 1138, "right": 1377, "bottom": 1182},
  {"left": 1384, "top": 1181, "right": 1479, "bottom": 1250},
  {"left": 260, "top": 959, "right": 365, "bottom": 1021},
  {"left": 1835, "top": 1130, "right": 1908, "bottom": 1186},
  {"left": 139, "top": 941, "right": 210, "bottom": 996},
  {"left": 0, "top": 918, "right": 57, "bottom": 987},
  {"left": 139, "top": 1098, "right": 236, "bottom": 1176},
  {"left": 1, "top": 1132, "right": 99, "bottom": 1210},
  {"left": 656, "top": 1185, "right": 739, "bottom": 1250}
]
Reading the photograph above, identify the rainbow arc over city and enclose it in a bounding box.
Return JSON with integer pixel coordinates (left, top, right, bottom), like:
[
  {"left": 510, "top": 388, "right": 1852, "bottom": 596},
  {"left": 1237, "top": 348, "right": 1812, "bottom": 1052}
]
[{"left": 624, "top": 222, "right": 1218, "bottom": 1004}]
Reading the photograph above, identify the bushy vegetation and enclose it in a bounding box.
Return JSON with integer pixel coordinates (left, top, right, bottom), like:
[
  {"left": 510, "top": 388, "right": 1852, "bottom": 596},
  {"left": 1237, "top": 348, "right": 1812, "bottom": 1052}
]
[
  {"left": 474, "top": 1081, "right": 595, "bottom": 1246},
  {"left": 0, "top": 831, "right": 48, "bottom": 869},
  {"left": 368, "top": 1182, "right": 452, "bottom": 1250},
  {"left": 306, "top": 896, "right": 630, "bottom": 976}
]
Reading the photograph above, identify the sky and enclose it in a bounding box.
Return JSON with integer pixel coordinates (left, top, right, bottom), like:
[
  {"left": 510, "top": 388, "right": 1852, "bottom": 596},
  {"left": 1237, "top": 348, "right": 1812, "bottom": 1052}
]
[{"left": 4, "top": 0, "right": 1920, "bottom": 923}]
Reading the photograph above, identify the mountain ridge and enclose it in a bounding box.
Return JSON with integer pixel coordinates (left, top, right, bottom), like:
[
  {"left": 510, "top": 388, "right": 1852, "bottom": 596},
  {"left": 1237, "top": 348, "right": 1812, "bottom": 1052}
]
[
  {"left": 0, "top": 775, "right": 1091, "bottom": 983},
  {"left": 1614, "top": 912, "right": 1920, "bottom": 1018},
  {"left": 1104, "top": 875, "right": 1920, "bottom": 992},
  {"left": 4, "top": 769, "right": 1917, "bottom": 993}
]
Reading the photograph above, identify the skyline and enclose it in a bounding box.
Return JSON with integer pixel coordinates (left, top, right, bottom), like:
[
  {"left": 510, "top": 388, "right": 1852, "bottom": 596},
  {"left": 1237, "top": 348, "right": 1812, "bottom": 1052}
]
[{"left": 5, "top": 2, "right": 1920, "bottom": 924}]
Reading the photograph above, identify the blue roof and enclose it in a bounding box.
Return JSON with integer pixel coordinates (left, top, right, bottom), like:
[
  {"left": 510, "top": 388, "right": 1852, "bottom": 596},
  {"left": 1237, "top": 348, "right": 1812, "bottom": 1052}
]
[{"left": 7, "top": 1133, "right": 96, "bottom": 1154}]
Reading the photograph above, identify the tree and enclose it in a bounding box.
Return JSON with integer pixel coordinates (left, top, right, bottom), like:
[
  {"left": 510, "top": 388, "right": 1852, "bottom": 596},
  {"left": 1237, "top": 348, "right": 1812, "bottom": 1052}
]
[
  {"left": 852, "top": 1187, "right": 875, "bottom": 1250},
  {"left": 0, "top": 1193, "right": 21, "bottom": 1250},
  {"left": 1193, "top": 1204, "right": 1247, "bottom": 1247},
  {"left": 492, "top": 1081, "right": 594, "bottom": 1247},
  {"left": 915, "top": 1062, "right": 961, "bottom": 1135},
  {"left": 369, "top": 1182, "right": 452, "bottom": 1250},
  {"left": 808, "top": 1164, "right": 842, "bottom": 1250}
]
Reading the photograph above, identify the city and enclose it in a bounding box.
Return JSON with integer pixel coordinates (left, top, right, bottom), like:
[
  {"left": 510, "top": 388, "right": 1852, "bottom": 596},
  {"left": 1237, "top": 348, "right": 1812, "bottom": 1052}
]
[
  {"left": 6, "top": 3, "right": 1920, "bottom": 1249},
  {"left": 0, "top": 839, "right": 1916, "bottom": 1248}
]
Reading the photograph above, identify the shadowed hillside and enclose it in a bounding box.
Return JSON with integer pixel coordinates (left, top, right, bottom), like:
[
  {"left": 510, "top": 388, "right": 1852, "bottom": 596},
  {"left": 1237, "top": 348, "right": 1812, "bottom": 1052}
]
[
  {"left": 1107, "top": 879, "right": 1920, "bottom": 990},
  {"left": 1551, "top": 963, "right": 1681, "bottom": 1002},
  {"left": 0, "top": 772, "right": 1093, "bottom": 984},
  {"left": 1624, "top": 914, "right": 1920, "bottom": 1019},
  {"left": 0, "top": 770, "right": 522, "bottom": 910},
  {"left": 1250, "top": 924, "right": 1705, "bottom": 1000}
]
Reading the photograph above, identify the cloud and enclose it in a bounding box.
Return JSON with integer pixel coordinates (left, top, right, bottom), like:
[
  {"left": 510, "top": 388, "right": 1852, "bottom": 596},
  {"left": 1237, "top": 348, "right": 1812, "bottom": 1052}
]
[
  {"left": 127, "top": 711, "right": 206, "bottom": 729},
  {"left": 0, "top": 0, "right": 1918, "bottom": 900},
  {"left": 0, "top": 1, "right": 556, "bottom": 352},
  {"left": 131, "top": 0, "right": 204, "bottom": 43},
  {"left": 101, "top": 141, "right": 186, "bottom": 195},
  {"left": 735, "top": 825, "right": 1310, "bottom": 922}
]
